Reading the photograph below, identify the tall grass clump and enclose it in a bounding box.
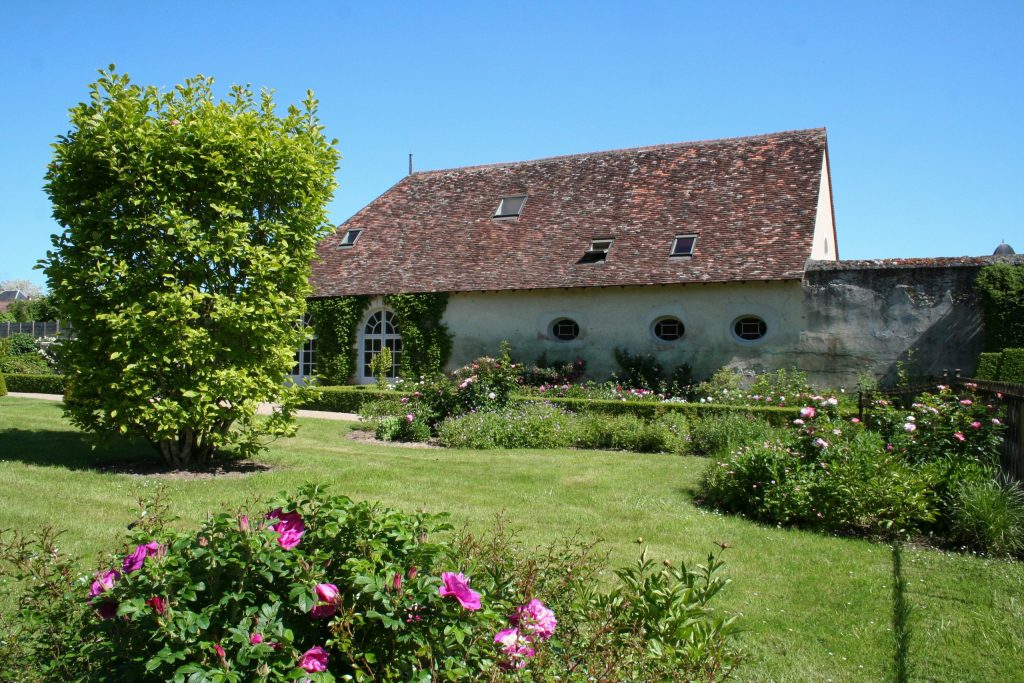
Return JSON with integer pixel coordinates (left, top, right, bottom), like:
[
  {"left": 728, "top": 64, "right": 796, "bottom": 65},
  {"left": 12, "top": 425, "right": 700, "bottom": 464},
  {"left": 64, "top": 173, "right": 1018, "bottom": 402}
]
[{"left": 949, "top": 474, "right": 1024, "bottom": 557}]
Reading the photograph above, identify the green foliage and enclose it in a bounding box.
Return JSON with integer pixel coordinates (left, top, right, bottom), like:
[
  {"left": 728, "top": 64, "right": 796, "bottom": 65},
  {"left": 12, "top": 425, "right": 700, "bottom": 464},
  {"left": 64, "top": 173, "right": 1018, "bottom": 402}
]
[
  {"left": 0, "top": 353, "right": 53, "bottom": 375},
  {"left": 0, "top": 485, "right": 739, "bottom": 681},
  {"left": 6, "top": 295, "right": 61, "bottom": 323},
  {"left": 612, "top": 347, "right": 692, "bottom": 396},
  {"left": 385, "top": 293, "right": 452, "bottom": 378},
  {"left": 369, "top": 346, "right": 393, "bottom": 390},
  {"left": 375, "top": 414, "right": 432, "bottom": 442},
  {"left": 438, "top": 401, "right": 577, "bottom": 449},
  {"left": 689, "top": 412, "right": 782, "bottom": 457},
  {"left": 295, "top": 386, "right": 408, "bottom": 413},
  {"left": 0, "top": 372, "right": 6, "bottom": 396},
  {"left": 701, "top": 400, "right": 941, "bottom": 535},
  {"left": 976, "top": 263, "right": 1024, "bottom": 351},
  {"left": 4, "top": 333, "right": 37, "bottom": 355},
  {"left": 974, "top": 352, "right": 1003, "bottom": 380},
  {"left": 948, "top": 474, "right": 1024, "bottom": 557},
  {"left": 41, "top": 68, "right": 339, "bottom": 468},
  {"left": 306, "top": 296, "right": 371, "bottom": 385},
  {"left": 1, "top": 373, "right": 67, "bottom": 394},
  {"left": 999, "top": 348, "right": 1024, "bottom": 383}
]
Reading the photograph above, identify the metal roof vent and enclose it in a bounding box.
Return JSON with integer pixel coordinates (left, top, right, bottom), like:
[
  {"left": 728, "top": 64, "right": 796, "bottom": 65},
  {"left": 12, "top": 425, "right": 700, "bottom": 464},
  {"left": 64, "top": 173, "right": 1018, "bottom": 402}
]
[{"left": 993, "top": 241, "right": 1016, "bottom": 256}]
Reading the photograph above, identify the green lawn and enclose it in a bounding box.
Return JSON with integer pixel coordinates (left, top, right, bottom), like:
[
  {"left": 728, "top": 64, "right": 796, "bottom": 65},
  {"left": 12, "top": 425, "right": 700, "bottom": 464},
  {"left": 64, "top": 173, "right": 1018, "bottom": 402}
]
[{"left": 1, "top": 396, "right": 1022, "bottom": 682}]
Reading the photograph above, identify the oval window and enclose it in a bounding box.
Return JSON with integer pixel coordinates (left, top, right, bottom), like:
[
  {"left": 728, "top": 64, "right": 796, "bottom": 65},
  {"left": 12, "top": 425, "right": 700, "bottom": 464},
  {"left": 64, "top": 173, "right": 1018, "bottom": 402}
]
[
  {"left": 653, "top": 317, "right": 685, "bottom": 341},
  {"left": 551, "top": 318, "right": 580, "bottom": 341},
  {"left": 733, "top": 316, "right": 767, "bottom": 341}
]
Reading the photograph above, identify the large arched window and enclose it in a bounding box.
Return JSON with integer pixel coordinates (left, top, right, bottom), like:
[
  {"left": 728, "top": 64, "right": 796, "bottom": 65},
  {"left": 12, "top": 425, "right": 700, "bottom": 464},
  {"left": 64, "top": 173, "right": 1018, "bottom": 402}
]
[{"left": 361, "top": 309, "right": 403, "bottom": 382}]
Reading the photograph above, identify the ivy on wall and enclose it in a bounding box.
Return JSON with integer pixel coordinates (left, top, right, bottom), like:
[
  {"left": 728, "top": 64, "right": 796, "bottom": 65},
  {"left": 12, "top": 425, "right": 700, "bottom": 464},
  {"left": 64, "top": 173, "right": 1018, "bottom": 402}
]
[
  {"left": 384, "top": 292, "right": 453, "bottom": 378},
  {"left": 976, "top": 264, "right": 1024, "bottom": 351},
  {"left": 306, "top": 293, "right": 452, "bottom": 384},
  {"left": 306, "top": 296, "right": 370, "bottom": 385}
]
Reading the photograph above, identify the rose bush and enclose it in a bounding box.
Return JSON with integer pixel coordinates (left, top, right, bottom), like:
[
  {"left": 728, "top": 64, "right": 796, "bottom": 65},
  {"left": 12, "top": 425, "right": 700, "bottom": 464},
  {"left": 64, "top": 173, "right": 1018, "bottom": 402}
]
[{"left": 0, "top": 485, "right": 739, "bottom": 682}]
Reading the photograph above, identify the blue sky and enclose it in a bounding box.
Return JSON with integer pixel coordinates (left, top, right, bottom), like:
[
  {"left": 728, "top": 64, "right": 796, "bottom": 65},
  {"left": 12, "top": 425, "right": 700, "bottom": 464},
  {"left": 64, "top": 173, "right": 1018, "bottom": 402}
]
[{"left": 2, "top": 1, "right": 1021, "bottom": 289}]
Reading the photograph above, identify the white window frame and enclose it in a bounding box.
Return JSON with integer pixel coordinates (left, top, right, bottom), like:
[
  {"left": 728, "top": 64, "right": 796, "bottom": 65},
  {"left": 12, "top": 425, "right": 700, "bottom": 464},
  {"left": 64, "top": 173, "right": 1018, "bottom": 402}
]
[
  {"left": 359, "top": 308, "right": 403, "bottom": 384},
  {"left": 493, "top": 195, "right": 528, "bottom": 219},
  {"left": 290, "top": 314, "right": 317, "bottom": 386},
  {"left": 670, "top": 234, "right": 698, "bottom": 257}
]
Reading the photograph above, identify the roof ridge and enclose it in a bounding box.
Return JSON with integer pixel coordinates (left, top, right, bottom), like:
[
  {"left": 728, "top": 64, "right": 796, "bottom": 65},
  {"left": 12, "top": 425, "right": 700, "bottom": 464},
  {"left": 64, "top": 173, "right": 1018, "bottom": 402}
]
[{"left": 410, "top": 127, "right": 826, "bottom": 176}]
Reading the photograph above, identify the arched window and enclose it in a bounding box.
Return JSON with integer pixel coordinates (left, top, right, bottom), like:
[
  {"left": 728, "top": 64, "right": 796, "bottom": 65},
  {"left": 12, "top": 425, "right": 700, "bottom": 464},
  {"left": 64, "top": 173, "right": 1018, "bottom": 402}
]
[{"left": 362, "top": 310, "right": 403, "bottom": 382}]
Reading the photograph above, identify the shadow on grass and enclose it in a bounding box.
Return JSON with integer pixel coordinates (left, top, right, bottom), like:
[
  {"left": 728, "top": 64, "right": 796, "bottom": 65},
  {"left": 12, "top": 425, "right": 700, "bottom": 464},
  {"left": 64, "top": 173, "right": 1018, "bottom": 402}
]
[{"left": 0, "top": 427, "right": 269, "bottom": 477}]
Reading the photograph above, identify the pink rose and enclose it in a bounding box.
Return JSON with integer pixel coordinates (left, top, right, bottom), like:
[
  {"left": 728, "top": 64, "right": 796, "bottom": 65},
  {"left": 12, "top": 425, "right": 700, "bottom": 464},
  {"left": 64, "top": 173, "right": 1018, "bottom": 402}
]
[
  {"left": 438, "top": 571, "right": 481, "bottom": 611},
  {"left": 510, "top": 598, "right": 557, "bottom": 640},
  {"left": 953, "top": 431, "right": 966, "bottom": 442},
  {"left": 904, "top": 423, "right": 916, "bottom": 433},
  {"left": 299, "top": 646, "right": 329, "bottom": 673},
  {"left": 494, "top": 628, "right": 535, "bottom": 670},
  {"left": 799, "top": 406, "right": 816, "bottom": 419},
  {"left": 249, "top": 633, "right": 263, "bottom": 645},
  {"left": 311, "top": 582, "right": 339, "bottom": 619},
  {"left": 792, "top": 418, "right": 804, "bottom": 426},
  {"left": 238, "top": 515, "right": 250, "bottom": 532},
  {"left": 850, "top": 417, "right": 861, "bottom": 424},
  {"left": 405, "top": 413, "right": 415, "bottom": 423},
  {"left": 959, "top": 399, "right": 973, "bottom": 406},
  {"left": 122, "top": 541, "right": 164, "bottom": 573},
  {"left": 266, "top": 509, "right": 305, "bottom": 550},
  {"left": 969, "top": 421, "right": 981, "bottom": 429},
  {"left": 214, "top": 643, "right": 225, "bottom": 659},
  {"left": 89, "top": 569, "right": 120, "bottom": 619}
]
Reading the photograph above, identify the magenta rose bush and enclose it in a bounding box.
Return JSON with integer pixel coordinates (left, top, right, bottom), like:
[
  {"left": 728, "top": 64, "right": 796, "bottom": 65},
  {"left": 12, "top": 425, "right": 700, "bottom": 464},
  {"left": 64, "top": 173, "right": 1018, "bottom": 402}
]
[{"left": 0, "top": 485, "right": 739, "bottom": 682}]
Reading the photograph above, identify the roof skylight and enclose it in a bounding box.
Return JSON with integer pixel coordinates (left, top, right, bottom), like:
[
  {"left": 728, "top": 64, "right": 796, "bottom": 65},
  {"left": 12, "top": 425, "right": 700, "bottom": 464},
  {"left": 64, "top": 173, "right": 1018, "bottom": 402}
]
[
  {"left": 670, "top": 235, "right": 697, "bottom": 257},
  {"left": 578, "top": 238, "right": 614, "bottom": 264},
  {"left": 338, "top": 229, "right": 362, "bottom": 248},
  {"left": 494, "top": 195, "right": 527, "bottom": 218}
]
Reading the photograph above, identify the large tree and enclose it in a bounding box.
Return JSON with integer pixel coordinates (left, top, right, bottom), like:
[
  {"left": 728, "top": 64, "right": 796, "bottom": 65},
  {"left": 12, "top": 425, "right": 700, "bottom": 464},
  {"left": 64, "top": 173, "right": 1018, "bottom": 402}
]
[{"left": 43, "top": 69, "right": 339, "bottom": 468}]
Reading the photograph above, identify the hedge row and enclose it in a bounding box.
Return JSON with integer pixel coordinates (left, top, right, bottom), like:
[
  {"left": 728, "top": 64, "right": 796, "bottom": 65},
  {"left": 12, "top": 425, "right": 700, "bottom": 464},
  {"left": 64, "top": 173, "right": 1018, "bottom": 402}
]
[
  {"left": 0, "top": 373, "right": 6, "bottom": 397},
  {"left": 974, "top": 348, "right": 1024, "bottom": 383},
  {"left": 1, "top": 373, "right": 67, "bottom": 394},
  {"left": 295, "top": 385, "right": 819, "bottom": 425}
]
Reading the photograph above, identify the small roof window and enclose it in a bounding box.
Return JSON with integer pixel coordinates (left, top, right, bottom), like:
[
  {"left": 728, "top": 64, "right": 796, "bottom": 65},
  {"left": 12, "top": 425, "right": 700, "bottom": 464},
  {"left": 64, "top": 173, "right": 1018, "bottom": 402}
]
[
  {"left": 494, "top": 195, "right": 527, "bottom": 219},
  {"left": 578, "top": 238, "right": 614, "bottom": 264},
  {"left": 670, "top": 235, "right": 697, "bottom": 257},
  {"left": 338, "top": 229, "right": 362, "bottom": 248}
]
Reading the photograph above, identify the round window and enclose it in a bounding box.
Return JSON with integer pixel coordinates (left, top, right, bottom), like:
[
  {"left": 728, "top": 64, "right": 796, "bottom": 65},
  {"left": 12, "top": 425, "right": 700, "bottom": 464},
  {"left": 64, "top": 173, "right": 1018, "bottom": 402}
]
[
  {"left": 733, "top": 316, "right": 767, "bottom": 341},
  {"left": 652, "top": 317, "right": 685, "bottom": 341},
  {"left": 551, "top": 318, "right": 580, "bottom": 341}
]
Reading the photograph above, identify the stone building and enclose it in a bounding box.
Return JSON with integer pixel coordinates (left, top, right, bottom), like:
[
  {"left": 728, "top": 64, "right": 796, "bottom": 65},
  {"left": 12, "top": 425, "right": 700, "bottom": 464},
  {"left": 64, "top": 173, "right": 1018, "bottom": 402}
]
[{"left": 306, "top": 128, "right": 1020, "bottom": 387}]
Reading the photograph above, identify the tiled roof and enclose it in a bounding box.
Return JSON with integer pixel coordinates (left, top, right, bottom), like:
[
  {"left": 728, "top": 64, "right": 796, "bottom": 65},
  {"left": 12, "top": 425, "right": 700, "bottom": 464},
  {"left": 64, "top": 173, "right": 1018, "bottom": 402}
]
[{"left": 312, "top": 128, "right": 829, "bottom": 297}]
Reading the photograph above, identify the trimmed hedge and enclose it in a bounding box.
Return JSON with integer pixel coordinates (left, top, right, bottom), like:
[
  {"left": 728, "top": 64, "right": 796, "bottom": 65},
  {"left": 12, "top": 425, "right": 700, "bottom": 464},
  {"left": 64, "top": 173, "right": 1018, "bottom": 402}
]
[
  {"left": 522, "top": 396, "right": 813, "bottom": 427},
  {"left": 295, "top": 385, "right": 411, "bottom": 413},
  {"left": 0, "top": 373, "right": 6, "bottom": 397},
  {"left": 1, "top": 373, "right": 66, "bottom": 394},
  {"left": 1000, "top": 348, "right": 1024, "bottom": 383},
  {"left": 975, "top": 352, "right": 1003, "bottom": 380},
  {"left": 295, "top": 385, "right": 843, "bottom": 425}
]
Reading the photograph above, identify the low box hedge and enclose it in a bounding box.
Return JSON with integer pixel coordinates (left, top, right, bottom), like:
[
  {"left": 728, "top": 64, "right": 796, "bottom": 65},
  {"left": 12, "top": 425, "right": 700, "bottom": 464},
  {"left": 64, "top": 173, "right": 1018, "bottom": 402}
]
[
  {"left": 521, "top": 396, "right": 810, "bottom": 426},
  {"left": 295, "top": 385, "right": 411, "bottom": 413},
  {"left": 0, "top": 373, "right": 6, "bottom": 397},
  {"left": 2, "top": 373, "right": 66, "bottom": 394}
]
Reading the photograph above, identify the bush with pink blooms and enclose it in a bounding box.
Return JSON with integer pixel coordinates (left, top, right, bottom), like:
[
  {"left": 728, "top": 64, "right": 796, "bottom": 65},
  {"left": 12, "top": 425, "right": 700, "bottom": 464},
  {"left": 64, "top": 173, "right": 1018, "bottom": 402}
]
[
  {"left": 700, "top": 386, "right": 1011, "bottom": 548},
  {"left": 0, "top": 485, "right": 739, "bottom": 682}
]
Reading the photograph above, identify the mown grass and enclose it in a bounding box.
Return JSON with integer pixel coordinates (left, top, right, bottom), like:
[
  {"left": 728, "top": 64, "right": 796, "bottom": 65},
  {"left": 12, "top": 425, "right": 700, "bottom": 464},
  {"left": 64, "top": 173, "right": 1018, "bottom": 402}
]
[{"left": 1, "top": 396, "right": 1022, "bottom": 682}]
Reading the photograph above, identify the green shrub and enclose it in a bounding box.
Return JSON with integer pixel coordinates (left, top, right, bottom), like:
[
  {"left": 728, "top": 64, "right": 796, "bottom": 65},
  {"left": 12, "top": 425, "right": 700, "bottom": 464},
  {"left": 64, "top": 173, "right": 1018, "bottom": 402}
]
[
  {"left": 998, "top": 348, "right": 1024, "bottom": 383},
  {"left": 375, "top": 414, "right": 432, "bottom": 442},
  {"left": 524, "top": 395, "right": 801, "bottom": 426},
  {"left": 572, "top": 413, "right": 669, "bottom": 453},
  {"left": 438, "top": 402, "right": 577, "bottom": 449},
  {"left": 974, "top": 352, "right": 1002, "bottom": 380},
  {"left": 976, "top": 263, "right": 1024, "bottom": 351},
  {"left": 949, "top": 474, "right": 1024, "bottom": 557},
  {"left": 690, "top": 412, "right": 782, "bottom": 456},
  {"left": 1, "top": 373, "right": 66, "bottom": 394},
  {"left": 0, "top": 373, "right": 6, "bottom": 397},
  {"left": 0, "top": 352, "right": 53, "bottom": 375},
  {"left": 4, "top": 333, "right": 38, "bottom": 355}
]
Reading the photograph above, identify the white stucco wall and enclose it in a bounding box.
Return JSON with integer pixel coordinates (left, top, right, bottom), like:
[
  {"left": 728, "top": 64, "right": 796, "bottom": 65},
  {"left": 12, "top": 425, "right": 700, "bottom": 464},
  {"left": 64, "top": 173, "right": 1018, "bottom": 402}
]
[
  {"left": 441, "top": 281, "right": 807, "bottom": 381},
  {"left": 809, "top": 152, "right": 837, "bottom": 260}
]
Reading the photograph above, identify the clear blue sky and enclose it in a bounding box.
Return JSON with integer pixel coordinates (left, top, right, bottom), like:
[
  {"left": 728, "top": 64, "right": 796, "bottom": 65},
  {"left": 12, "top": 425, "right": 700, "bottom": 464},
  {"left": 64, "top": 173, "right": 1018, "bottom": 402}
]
[{"left": 2, "top": 1, "right": 1021, "bottom": 289}]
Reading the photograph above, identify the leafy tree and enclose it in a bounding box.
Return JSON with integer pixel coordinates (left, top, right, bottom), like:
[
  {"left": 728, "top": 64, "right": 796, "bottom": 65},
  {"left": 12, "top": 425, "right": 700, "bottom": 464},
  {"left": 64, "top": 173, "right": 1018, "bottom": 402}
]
[
  {"left": 976, "top": 263, "right": 1024, "bottom": 351},
  {"left": 42, "top": 68, "right": 340, "bottom": 468},
  {"left": 0, "top": 279, "right": 44, "bottom": 297}
]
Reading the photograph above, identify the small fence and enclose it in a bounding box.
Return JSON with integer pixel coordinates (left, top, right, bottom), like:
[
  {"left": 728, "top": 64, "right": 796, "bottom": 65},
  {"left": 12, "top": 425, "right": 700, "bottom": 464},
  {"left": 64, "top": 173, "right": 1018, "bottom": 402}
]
[
  {"left": 0, "top": 320, "right": 70, "bottom": 339},
  {"left": 859, "top": 373, "right": 1024, "bottom": 482}
]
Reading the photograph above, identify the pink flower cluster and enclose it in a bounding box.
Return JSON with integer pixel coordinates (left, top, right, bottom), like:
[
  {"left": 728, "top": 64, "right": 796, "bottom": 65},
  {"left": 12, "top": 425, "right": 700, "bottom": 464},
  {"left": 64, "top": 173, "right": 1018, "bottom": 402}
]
[
  {"left": 266, "top": 509, "right": 305, "bottom": 550},
  {"left": 90, "top": 540, "right": 167, "bottom": 619},
  {"left": 438, "top": 571, "right": 481, "bottom": 610},
  {"left": 494, "top": 598, "right": 557, "bottom": 670}
]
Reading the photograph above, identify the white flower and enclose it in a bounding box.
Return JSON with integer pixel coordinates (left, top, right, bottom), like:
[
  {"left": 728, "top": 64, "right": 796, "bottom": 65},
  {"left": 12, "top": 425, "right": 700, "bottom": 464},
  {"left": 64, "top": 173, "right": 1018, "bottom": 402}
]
[{"left": 487, "top": 392, "right": 496, "bottom": 400}]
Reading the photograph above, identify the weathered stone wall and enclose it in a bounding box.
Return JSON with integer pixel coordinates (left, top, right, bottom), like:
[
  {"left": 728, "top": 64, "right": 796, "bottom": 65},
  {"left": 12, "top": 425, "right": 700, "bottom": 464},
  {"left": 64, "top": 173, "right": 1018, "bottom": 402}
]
[{"left": 801, "top": 256, "right": 1023, "bottom": 386}]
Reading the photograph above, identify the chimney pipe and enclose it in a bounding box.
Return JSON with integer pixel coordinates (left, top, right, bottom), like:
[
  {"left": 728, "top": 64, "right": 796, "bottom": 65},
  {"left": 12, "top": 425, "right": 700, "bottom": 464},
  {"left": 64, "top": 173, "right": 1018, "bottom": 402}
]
[{"left": 408, "top": 153, "right": 413, "bottom": 175}]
